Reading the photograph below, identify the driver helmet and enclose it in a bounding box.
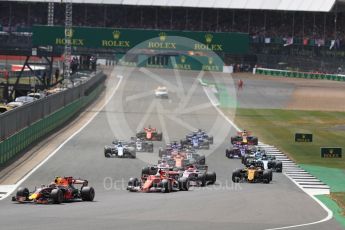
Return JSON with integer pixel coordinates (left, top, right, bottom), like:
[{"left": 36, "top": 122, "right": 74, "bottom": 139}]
[
  {"left": 54, "top": 177, "right": 62, "bottom": 184},
  {"left": 249, "top": 165, "right": 255, "bottom": 169}
]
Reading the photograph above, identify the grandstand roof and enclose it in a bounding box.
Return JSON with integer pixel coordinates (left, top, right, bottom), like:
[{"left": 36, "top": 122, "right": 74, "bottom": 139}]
[{"left": 8, "top": 0, "right": 337, "bottom": 12}]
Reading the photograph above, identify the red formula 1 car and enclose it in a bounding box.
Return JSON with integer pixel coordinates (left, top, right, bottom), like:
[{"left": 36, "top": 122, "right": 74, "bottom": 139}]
[
  {"left": 12, "top": 177, "right": 95, "bottom": 204},
  {"left": 136, "top": 126, "right": 163, "bottom": 141},
  {"left": 127, "top": 170, "right": 189, "bottom": 193},
  {"left": 231, "top": 130, "right": 258, "bottom": 145}
]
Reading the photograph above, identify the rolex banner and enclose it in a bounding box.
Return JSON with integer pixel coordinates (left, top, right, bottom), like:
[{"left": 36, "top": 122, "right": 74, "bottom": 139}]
[
  {"left": 32, "top": 26, "right": 249, "bottom": 54},
  {"left": 171, "top": 55, "right": 223, "bottom": 72},
  {"left": 321, "top": 147, "right": 342, "bottom": 158},
  {"left": 133, "top": 55, "right": 223, "bottom": 72},
  {"left": 295, "top": 133, "right": 313, "bottom": 142}
]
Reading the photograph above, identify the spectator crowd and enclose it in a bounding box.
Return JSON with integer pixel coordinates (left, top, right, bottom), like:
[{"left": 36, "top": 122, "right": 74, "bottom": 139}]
[{"left": 1, "top": 2, "right": 345, "bottom": 49}]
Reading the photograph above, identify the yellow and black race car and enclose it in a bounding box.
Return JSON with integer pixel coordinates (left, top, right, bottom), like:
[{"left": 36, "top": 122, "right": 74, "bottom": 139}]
[{"left": 232, "top": 166, "right": 272, "bottom": 184}]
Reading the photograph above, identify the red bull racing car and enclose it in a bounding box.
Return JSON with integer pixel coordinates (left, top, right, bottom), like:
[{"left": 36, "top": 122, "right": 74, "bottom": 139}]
[
  {"left": 231, "top": 130, "right": 258, "bottom": 145},
  {"left": 12, "top": 177, "right": 95, "bottom": 204}
]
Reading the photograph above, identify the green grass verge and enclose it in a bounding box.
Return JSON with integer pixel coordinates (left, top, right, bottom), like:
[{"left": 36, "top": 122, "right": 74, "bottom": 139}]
[
  {"left": 225, "top": 108, "right": 345, "bottom": 169},
  {"left": 317, "top": 194, "right": 345, "bottom": 228},
  {"left": 226, "top": 108, "right": 345, "bottom": 223},
  {"left": 331, "top": 193, "right": 345, "bottom": 216}
]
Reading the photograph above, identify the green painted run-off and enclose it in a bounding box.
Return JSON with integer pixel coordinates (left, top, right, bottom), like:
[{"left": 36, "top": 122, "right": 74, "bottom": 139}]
[{"left": 316, "top": 195, "right": 345, "bottom": 228}]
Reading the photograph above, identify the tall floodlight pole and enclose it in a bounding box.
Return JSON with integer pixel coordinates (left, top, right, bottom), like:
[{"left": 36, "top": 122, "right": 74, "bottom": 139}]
[
  {"left": 48, "top": 2, "right": 54, "bottom": 26},
  {"left": 64, "top": 1, "right": 73, "bottom": 82},
  {"left": 47, "top": 2, "right": 54, "bottom": 55}
]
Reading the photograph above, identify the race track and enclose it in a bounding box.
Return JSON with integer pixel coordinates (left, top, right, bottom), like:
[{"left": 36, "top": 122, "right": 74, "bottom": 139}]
[{"left": 0, "top": 67, "right": 342, "bottom": 230}]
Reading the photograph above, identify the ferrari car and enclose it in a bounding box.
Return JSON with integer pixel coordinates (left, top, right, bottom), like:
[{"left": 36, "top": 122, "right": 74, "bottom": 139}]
[
  {"left": 104, "top": 140, "right": 136, "bottom": 158},
  {"left": 231, "top": 130, "right": 258, "bottom": 145},
  {"left": 127, "top": 170, "right": 189, "bottom": 193},
  {"left": 136, "top": 126, "right": 163, "bottom": 141},
  {"left": 232, "top": 166, "right": 272, "bottom": 184},
  {"left": 12, "top": 177, "right": 95, "bottom": 204},
  {"left": 131, "top": 137, "right": 154, "bottom": 152},
  {"left": 154, "top": 86, "right": 168, "bottom": 98}
]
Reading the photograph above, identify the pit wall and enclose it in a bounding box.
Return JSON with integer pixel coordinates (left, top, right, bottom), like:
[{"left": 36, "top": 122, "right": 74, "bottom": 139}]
[{"left": 0, "top": 75, "right": 105, "bottom": 166}]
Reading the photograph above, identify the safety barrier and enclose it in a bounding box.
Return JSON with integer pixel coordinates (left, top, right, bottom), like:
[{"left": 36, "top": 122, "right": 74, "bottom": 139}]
[
  {"left": 0, "top": 81, "right": 104, "bottom": 166},
  {"left": 0, "top": 71, "right": 105, "bottom": 141},
  {"left": 254, "top": 68, "right": 345, "bottom": 81}
]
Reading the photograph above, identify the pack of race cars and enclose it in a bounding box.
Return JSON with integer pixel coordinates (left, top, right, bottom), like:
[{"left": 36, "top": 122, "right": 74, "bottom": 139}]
[
  {"left": 227, "top": 130, "right": 283, "bottom": 184},
  {"left": 12, "top": 127, "right": 280, "bottom": 203},
  {"left": 126, "top": 127, "right": 217, "bottom": 193}
]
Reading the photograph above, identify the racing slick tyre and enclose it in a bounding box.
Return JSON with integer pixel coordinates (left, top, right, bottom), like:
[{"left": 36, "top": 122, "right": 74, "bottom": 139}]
[
  {"left": 248, "top": 136, "right": 258, "bottom": 145},
  {"left": 104, "top": 148, "right": 111, "bottom": 158},
  {"left": 128, "top": 177, "right": 139, "bottom": 187},
  {"left": 148, "top": 144, "right": 154, "bottom": 153},
  {"left": 206, "top": 172, "right": 217, "bottom": 184},
  {"left": 161, "top": 179, "right": 171, "bottom": 193},
  {"left": 178, "top": 177, "right": 190, "bottom": 191},
  {"left": 141, "top": 166, "right": 150, "bottom": 176},
  {"left": 208, "top": 136, "right": 214, "bottom": 144},
  {"left": 241, "top": 156, "right": 247, "bottom": 164},
  {"left": 226, "top": 149, "right": 234, "bottom": 159},
  {"left": 198, "top": 173, "right": 207, "bottom": 187},
  {"left": 198, "top": 155, "right": 206, "bottom": 165},
  {"left": 81, "top": 187, "right": 95, "bottom": 201},
  {"left": 231, "top": 136, "right": 241, "bottom": 144},
  {"left": 262, "top": 171, "right": 270, "bottom": 184},
  {"left": 157, "top": 133, "right": 163, "bottom": 141},
  {"left": 180, "top": 139, "right": 188, "bottom": 147},
  {"left": 225, "top": 149, "right": 230, "bottom": 158},
  {"left": 204, "top": 143, "right": 210, "bottom": 150},
  {"left": 130, "top": 152, "right": 136, "bottom": 159},
  {"left": 232, "top": 169, "right": 242, "bottom": 183},
  {"left": 51, "top": 188, "right": 64, "bottom": 204},
  {"left": 158, "top": 148, "right": 166, "bottom": 158},
  {"left": 276, "top": 162, "right": 283, "bottom": 173},
  {"left": 136, "top": 132, "right": 145, "bottom": 139},
  {"left": 16, "top": 187, "right": 29, "bottom": 199},
  {"left": 267, "top": 169, "right": 273, "bottom": 181}
]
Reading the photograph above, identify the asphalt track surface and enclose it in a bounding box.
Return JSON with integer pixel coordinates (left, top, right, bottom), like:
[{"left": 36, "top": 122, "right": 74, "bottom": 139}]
[{"left": 0, "top": 67, "right": 342, "bottom": 230}]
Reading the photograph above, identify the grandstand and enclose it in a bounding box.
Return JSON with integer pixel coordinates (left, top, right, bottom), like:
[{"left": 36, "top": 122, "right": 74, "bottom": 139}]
[{"left": 1, "top": 0, "right": 345, "bottom": 72}]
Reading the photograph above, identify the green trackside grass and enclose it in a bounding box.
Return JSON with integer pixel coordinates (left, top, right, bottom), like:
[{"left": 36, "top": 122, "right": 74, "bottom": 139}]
[
  {"left": 331, "top": 193, "right": 345, "bottom": 216},
  {"left": 225, "top": 108, "right": 345, "bottom": 219},
  {"left": 224, "top": 108, "right": 345, "bottom": 169}
]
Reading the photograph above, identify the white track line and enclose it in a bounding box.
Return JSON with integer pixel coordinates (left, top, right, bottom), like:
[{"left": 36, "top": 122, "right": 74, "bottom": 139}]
[
  {"left": 201, "top": 83, "right": 333, "bottom": 230},
  {"left": 0, "top": 72, "right": 123, "bottom": 201}
]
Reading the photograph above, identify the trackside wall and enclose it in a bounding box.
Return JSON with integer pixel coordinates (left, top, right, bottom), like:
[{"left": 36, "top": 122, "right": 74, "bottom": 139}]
[{"left": 0, "top": 75, "right": 105, "bottom": 166}]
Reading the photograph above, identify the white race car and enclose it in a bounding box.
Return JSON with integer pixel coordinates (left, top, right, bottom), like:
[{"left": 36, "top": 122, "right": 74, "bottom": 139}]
[{"left": 154, "top": 86, "right": 168, "bottom": 98}]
